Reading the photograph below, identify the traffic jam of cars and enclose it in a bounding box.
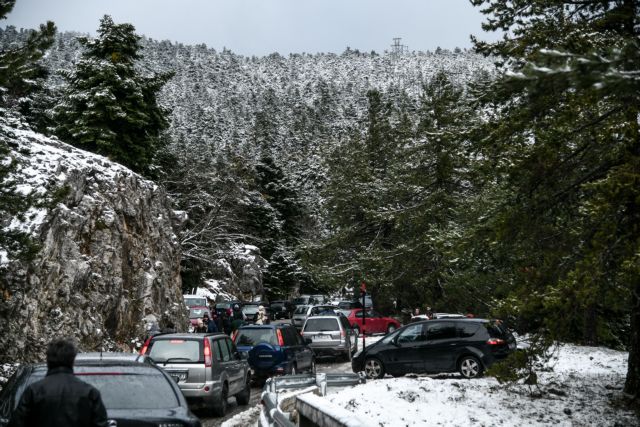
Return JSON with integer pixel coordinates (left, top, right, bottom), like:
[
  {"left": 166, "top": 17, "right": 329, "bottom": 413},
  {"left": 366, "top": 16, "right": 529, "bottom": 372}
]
[{"left": 0, "top": 292, "right": 516, "bottom": 425}]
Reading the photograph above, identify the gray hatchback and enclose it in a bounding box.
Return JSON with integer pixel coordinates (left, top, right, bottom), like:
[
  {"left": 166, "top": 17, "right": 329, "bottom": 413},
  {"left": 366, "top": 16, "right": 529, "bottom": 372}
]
[{"left": 143, "top": 332, "right": 251, "bottom": 417}]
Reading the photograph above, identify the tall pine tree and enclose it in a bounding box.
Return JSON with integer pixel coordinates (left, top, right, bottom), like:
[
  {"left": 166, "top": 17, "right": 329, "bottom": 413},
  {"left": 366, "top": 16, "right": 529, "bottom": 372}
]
[
  {"left": 54, "top": 15, "right": 172, "bottom": 174},
  {"left": 470, "top": 0, "right": 640, "bottom": 399}
]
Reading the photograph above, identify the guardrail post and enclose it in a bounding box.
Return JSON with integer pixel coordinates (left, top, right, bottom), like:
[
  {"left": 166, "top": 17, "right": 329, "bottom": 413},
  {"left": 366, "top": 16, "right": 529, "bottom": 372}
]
[{"left": 315, "top": 372, "right": 327, "bottom": 396}]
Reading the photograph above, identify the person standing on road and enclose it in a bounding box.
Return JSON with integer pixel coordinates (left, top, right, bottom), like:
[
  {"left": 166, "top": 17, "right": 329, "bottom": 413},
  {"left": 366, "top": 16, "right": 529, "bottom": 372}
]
[
  {"left": 255, "top": 305, "right": 267, "bottom": 325},
  {"left": 9, "top": 338, "right": 108, "bottom": 427}
]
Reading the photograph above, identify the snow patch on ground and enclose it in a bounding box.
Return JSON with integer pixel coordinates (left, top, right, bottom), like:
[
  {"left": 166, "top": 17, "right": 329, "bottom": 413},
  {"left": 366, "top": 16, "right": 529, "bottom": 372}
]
[
  {"left": 220, "top": 405, "right": 261, "bottom": 427},
  {"left": 323, "top": 344, "right": 637, "bottom": 426}
]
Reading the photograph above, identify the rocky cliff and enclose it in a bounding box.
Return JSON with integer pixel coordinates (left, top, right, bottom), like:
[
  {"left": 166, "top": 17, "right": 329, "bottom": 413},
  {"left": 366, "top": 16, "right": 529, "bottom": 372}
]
[{"left": 0, "top": 121, "right": 187, "bottom": 362}]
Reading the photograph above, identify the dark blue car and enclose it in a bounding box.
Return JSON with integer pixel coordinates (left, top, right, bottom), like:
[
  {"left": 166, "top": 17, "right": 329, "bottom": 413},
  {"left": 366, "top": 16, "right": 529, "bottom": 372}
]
[{"left": 233, "top": 324, "right": 315, "bottom": 379}]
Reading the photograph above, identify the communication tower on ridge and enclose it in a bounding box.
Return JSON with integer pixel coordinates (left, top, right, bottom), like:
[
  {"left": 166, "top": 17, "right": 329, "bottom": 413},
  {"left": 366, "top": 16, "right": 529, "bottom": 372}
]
[{"left": 391, "top": 37, "right": 408, "bottom": 59}]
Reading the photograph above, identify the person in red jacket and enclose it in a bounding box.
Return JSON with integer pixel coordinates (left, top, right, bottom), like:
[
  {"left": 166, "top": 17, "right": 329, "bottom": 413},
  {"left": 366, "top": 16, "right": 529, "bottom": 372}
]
[{"left": 10, "top": 338, "right": 108, "bottom": 427}]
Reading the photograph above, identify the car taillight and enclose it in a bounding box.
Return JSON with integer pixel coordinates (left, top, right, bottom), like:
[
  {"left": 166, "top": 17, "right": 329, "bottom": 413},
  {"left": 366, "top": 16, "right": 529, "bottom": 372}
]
[
  {"left": 231, "top": 330, "right": 238, "bottom": 342},
  {"left": 139, "top": 337, "right": 151, "bottom": 355},
  {"left": 487, "top": 338, "right": 505, "bottom": 345},
  {"left": 276, "top": 329, "right": 284, "bottom": 346},
  {"left": 204, "top": 339, "right": 212, "bottom": 367}
]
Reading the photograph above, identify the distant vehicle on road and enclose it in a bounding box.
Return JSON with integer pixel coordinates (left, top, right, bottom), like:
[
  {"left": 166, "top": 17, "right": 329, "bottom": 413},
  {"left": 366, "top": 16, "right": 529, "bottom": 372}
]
[
  {"left": 292, "top": 304, "right": 339, "bottom": 329},
  {"left": 352, "top": 318, "right": 516, "bottom": 379},
  {"left": 345, "top": 308, "right": 400, "bottom": 335},
  {"left": 410, "top": 313, "right": 466, "bottom": 322},
  {"left": 142, "top": 332, "right": 251, "bottom": 417},
  {"left": 301, "top": 315, "right": 358, "bottom": 360},
  {"left": 242, "top": 303, "right": 271, "bottom": 323},
  {"left": 270, "top": 300, "right": 295, "bottom": 319},
  {"left": 184, "top": 294, "right": 208, "bottom": 308},
  {"left": 233, "top": 324, "right": 315, "bottom": 381},
  {"left": 188, "top": 306, "right": 211, "bottom": 329},
  {"left": 0, "top": 353, "right": 201, "bottom": 427},
  {"left": 292, "top": 294, "right": 326, "bottom": 308}
]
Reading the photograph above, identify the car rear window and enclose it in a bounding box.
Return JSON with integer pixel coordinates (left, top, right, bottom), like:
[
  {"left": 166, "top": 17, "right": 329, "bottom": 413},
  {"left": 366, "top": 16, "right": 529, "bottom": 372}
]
[
  {"left": 235, "top": 329, "right": 278, "bottom": 346},
  {"left": 148, "top": 339, "right": 202, "bottom": 363},
  {"left": 184, "top": 297, "right": 207, "bottom": 307},
  {"left": 243, "top": 305, "right": 259, "bottom": 314},
  {"left": 486, "top": 323, "right": 508, "bottom": 338},
  {"left": 294, "top": 305, "right": 308, "bottom": 314},
  {"left": 189, "top": 307, "right": 209, "bottom": 319},
  {"left": 304, "top": 318, "right": 340, "bottom": 332},
  {"left": 76, "top": 369, "right": 180, "bottom": 409},
  {"left": 293, "top": 297, "right": 309, "bottom": 305}
]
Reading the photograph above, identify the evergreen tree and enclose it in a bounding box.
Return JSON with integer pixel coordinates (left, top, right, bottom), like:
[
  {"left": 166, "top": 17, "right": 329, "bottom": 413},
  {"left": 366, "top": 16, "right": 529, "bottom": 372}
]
[
  {"left": 54, "top": 15, "right": 172, "bottom": 174},
  {"left": 0, "top": 0, "right": 53, "bottom": 271},
  {"left": 0, "top": 0, "right": 56, "bottom": 112},
  {"left": 470, "top": 0, "right": 640, "bottom": 398}
]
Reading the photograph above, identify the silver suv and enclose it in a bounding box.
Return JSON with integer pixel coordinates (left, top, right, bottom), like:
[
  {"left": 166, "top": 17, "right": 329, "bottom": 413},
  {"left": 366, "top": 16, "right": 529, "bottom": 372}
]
[
  {"left": 301, "top": 315, "right": 358, "bottom": 360},
  {"left": 143, "top": 332, "right": 251, "bottom": 417},
  {"left": 292, "top": 304, "right": 337, "bottom": 329}
]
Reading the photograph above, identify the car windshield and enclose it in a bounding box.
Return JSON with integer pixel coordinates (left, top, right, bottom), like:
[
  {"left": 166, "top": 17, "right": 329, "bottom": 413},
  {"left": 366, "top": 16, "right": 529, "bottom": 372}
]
[
  {"left": 189, "top": 308, "right": 209, "bottom": 319},
  {"left": 304, "top": 318, "right": 339, "bottom": 332},
  {"left": 148, "top": 339, "right": 202, "bottom": 363},
  {"left": 294, "top": 305, "right": 309, "bottom": 314},
  {"left": 338, "top": 302, "right": 354, "bottom": 309},
  {"left": 235, "top": 329, "right": 277, "bottom": 346},
  {"left": 215, "top": 303, "right": 231, "bottom": 309},
  {"left": 184, "top": 297, "right": 207, "bottom": 307}
]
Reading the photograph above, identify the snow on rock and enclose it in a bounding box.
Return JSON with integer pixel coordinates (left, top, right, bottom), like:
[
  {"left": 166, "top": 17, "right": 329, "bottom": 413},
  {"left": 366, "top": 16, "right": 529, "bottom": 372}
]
[
  {"left": 0, "top": 123, "right": 187, "bottom": 363},
  {"left": 325, "top": 344, "right": 637, "bottom": 426}
]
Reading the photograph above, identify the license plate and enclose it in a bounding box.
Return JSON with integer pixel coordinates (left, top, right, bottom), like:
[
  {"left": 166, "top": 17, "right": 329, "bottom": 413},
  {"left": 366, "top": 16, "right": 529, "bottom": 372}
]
[
  {"left": 169, "top": 372, "right": 187, "bottom": 383},
  {"left": 313, "top": 335, "right": 331, "bottom": 341}
]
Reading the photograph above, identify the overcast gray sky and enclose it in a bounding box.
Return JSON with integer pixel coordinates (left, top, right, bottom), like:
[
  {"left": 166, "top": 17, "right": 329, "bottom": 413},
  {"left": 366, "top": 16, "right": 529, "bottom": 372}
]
[{"left": 3, "top": 0, "right": 498, "bottom": 56}]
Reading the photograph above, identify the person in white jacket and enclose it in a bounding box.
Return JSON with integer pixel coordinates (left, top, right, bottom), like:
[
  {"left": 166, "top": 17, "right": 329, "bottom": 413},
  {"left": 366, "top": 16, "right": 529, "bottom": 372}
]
[{"left": 255, "top": 305, "right": 266, "bottom": 325}]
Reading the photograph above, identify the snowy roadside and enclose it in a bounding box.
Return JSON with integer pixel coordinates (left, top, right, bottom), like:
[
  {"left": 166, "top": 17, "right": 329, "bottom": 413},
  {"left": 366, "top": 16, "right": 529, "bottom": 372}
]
[{"left": 324, "top": 344, "right": 637, "bottom": 426}]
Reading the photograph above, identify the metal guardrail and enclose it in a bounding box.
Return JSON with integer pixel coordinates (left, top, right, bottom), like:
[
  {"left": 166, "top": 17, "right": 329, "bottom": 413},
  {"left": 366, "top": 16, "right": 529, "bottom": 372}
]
[{"left": 260, "top": 372, "right": 365, "bottom": 427}]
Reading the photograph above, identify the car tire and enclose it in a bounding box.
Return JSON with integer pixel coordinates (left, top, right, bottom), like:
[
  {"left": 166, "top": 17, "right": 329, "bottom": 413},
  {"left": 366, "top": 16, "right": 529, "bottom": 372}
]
[
  {"left": 387, "top": 324, "right": 396, "bottom": 334},
  {"left": 364, "top": 357, "right": 385, "bottom": 379},
  {"left": 212, "top": 383, "right": 228, "bottom": 417},
  {"left": 459, "top": 355, "right": 482, "bottom": 379},
  {"left": 235, "top": 378, "right": 251, "bottom": 406}
]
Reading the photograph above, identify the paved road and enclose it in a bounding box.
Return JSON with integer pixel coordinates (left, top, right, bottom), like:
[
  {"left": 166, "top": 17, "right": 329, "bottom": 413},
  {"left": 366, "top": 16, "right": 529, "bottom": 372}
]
[
  {"left": 199, "top": 355, "right": 353, "bottom": 426},
  {"left": 198, "top": 318, "right": 362, "bottom": 426}
]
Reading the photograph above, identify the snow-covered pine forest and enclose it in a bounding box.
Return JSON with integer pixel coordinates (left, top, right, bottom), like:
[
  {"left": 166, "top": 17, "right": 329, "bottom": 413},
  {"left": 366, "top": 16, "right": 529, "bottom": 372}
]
[{"left": 0, "top": 25, "right": 496, "bottom": 301}]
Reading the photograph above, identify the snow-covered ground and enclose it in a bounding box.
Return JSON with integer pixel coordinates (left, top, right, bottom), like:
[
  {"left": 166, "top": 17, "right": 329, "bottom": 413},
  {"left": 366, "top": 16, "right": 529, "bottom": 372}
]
[{"left": 324, "top": 344, "right": 637, "bottom": 426}]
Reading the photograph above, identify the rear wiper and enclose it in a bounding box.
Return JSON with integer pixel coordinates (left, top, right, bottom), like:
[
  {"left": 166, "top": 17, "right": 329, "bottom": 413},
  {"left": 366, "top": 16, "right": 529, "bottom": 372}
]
[{"left": 162, "top": 357, "right": 192, "bottom": 364}]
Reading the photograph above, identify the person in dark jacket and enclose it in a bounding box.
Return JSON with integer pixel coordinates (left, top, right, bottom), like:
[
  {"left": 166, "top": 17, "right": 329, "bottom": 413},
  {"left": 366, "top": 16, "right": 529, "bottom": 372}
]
[
  {"left": 9, "top": 338, "right": 108, "bottom": 427},
  {"left": 203, "top": 313, "right": 218, "bottom": 333}
]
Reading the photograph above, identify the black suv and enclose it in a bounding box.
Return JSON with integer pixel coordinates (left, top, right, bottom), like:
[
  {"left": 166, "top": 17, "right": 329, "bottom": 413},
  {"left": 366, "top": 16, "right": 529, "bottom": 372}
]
[
  {"left": 270, "top": 300, "right": 295, "bottom": 320},
  {"left": 352, "top": 318, "right": 516, "bottom": 379},
  {"left": 0, "top": 353, "right": 201, "bottom": 427}
]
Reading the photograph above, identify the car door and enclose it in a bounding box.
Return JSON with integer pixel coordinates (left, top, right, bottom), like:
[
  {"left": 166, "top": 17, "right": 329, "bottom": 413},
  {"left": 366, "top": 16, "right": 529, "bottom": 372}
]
[
  {"left": 421, "top": 321, "right": 458, "bottom": 373},
  {"left": 285, "top": 326, "right": 310, "bottom": 371},
  {"left": 213, "top": 337, "right": 235, "bottom": 391},
  {"left": 381, "top": 324, "right": 426, "bottom": 375},
  {"left": 224, "top": 337, "right": 246, "bottom": 393},
  {"left": 366, "top": 310, "right": 383, "bottom": 333}
]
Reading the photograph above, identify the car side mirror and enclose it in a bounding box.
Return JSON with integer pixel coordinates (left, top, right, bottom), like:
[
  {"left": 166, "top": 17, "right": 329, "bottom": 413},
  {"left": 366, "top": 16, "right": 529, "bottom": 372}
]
[
  {"left": 239, "top": 351, "right": 249, "bottom": 360},
  {"left": 304, "top": 338, "right": 312, "bottom": 345}
]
